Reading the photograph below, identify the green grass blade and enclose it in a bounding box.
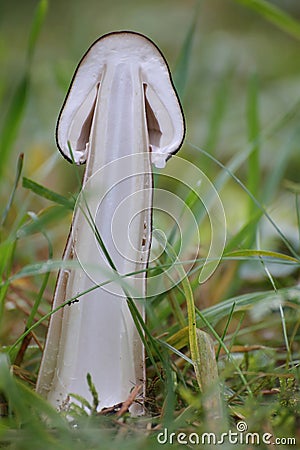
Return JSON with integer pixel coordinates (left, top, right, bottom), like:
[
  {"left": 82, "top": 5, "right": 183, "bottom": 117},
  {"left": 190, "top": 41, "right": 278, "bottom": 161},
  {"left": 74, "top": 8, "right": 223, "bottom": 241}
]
[
  {"left": 22, "top": 177, "right": 75, "bottom": 209},
  {"left": 189, "top": 143, "right": 300, "bottom": 260},
  {"left": 173, "top": 11, "right": 197, "bottom": 99},
  {"left": 7, "top": 283, "right": 102, "bottom": 356},
  {"left": 202, "top": 286, "right": 299, "bottom": 325},
  {"left": 168, "top": 289, "right": 186, "bottom": 328},
  {"left": 0, "top": 1, "right": 47, "bottom": 178},
  {"left": 159, "top": 339, "right": 194, "bottom": 365},
  {"left": 12, "top": 212, "right": 53, "bottom": 365},
  {"left": 297, "top": 194, "right": 300, "bottom": 245},
  {"left": 225, "top": 249, "right": 299, "bottom": 264},
  {"left": 216, "top": 301, "right": 236, "bottom": 360},
  {"left": 258, "top": 255, "right": 293, "bottom": 366},
  {"left": 233, "top": 0, "right": 300, "bottom": 40},
  {"left": 247, "top": 73, "right": 260, "bottom": 207},
  {"left": 284, "top": 179, "right": 300, "bottom": 195},
  {"left": 0, "top": 353, "right": 74, "bottom": 446},
  {"left": 3, "top": 260, "right": 78, "bottom": 284},
  {"left": 1, "top": 153, "right": 24, "bottom": 227},
  {"left": 246, "top": 73, "right": 260, "bottom": 247},
  {"left": 17, "top": 205, "right": 70, "bottom": 238},
  {"left": 165, "top": 296, "right": 252, "bottom": 395},
  {"left": 225, "top": 209, "right": 263, "bottom": 252},
  {"left": 153, "top": 230, "right": 202, "bottom": 390},
  {"left": 0, "top": 75, "right": 29, "bottom": 177},
  {"left": 125, "top": 296, "right": 163, "bottom": 379},
  {"left": 204, "top": 65, "right": 233, "bottom": 154},
  {"left": 166, "top": 286, "right": 300, "bottom": 346},
  {"left": 0, "top": 239, "right": 17, "bottom": 327},
  {"left": 0, "top": 0, "right": 48, "bottom": 175},
  {"left": 27, "top": 0, "right": 48, "bottom": 64},
  {"left": 86, "top": 373, "right": 99, "bottom": 413},
  {"left": 262, "top": 134, "right": 297, "bottom": 204}
]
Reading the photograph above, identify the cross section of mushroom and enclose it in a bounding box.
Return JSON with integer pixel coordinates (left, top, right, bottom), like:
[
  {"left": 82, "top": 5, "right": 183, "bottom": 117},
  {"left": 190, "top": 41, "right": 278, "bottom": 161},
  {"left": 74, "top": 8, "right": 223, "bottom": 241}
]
[{"left": 36, "top": 31, "right": 185, "bottom": 413}]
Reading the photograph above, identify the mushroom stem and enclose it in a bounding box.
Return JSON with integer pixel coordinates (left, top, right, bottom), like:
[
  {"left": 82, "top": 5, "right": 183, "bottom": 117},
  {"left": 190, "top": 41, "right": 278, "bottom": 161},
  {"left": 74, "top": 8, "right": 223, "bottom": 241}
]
[
  {"left": 36, "top": 31, "right": 185, "bottom": 413},
  {"left": 37, "top": 66, "right": 151, "bottom": 413}
]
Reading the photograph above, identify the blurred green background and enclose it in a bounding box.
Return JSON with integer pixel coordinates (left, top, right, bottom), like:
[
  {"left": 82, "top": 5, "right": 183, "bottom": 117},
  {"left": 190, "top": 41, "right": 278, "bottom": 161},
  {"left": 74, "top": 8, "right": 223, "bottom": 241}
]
[
  {"left": 1, "top": 0, "right": 300, "bottom": 206},
  {"left": 1, "top": 0, "right": 300, "bottom": 322},
  {"left": 1, "top": 0, "right": 300, "bottom": 168},
  {"left": 0, "top": 1, "right": 300, "bottom": 445}
]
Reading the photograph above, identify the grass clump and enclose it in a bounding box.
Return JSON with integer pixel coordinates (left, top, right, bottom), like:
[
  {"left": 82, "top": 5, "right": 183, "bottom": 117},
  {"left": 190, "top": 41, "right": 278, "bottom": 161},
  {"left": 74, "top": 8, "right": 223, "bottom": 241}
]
[{"left": 0, "top": 0, "right": 300, "bottom": 449}]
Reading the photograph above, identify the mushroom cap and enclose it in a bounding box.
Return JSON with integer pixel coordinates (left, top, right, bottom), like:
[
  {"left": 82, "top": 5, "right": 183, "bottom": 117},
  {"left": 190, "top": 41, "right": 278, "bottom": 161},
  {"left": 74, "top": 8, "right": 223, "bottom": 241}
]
[{"left": 56, "top": 31, "right": 185, "bottom": 168}]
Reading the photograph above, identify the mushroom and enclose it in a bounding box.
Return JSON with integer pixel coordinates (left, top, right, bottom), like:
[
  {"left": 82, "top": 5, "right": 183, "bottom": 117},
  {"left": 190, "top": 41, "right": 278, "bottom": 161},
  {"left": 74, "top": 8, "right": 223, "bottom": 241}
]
[{"left": 36, "top": 31, "right": 185, "bottom": 413}]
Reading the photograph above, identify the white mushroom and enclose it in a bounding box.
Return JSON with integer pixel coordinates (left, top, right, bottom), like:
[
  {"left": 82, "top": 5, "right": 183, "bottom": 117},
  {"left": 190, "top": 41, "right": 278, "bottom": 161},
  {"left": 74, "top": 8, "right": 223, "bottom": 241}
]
[{"left": 36, "top": 31, "right": 185, "bottom": 413}]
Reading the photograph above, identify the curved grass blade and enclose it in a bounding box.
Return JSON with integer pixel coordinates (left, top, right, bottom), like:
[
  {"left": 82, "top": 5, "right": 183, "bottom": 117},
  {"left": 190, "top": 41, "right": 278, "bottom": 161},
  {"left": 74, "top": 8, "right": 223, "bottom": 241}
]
[
  {"left": 27, "top": 0, "right": 48, "bottom": 65},
  {"left": 173, "top": 7, "right": 197, "bottom": 100},
  {"left": 233, "top": 0, "right": 300, "bottom": 40},
  {"left": 204, "top": 64, "right": 234, "bottom": 155},
  {"left": 0, "top": 76, "right": 29, "bottom": 177},
  {"left": 247, "top": 72, "right": 260, "bottom": 237},
  {"left": 22, "top": 177, "right": 75, "bottom": 209},
  {"left": 188, "top": 142, "right": 300, "bottom": 260},
  {"left": 0, "top": 0, "right": 48, "bottom": 177},
  {"left": 13, "top": 212, "right": 53, "bottom": 366},
  {"left": 153, "top": 229, "right": 202, "bottom": 390},
  {"left": 1, "top": 154, "right": 24, "bottom": 227}
]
